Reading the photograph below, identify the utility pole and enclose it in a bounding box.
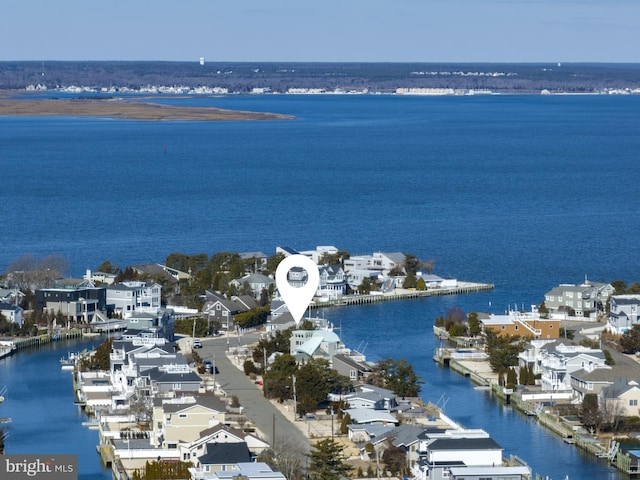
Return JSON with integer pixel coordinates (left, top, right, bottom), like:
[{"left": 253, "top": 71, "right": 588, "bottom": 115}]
[
  {"left": 292, "top": 375, "right": 297, "bottom": 420},
  {"left": 331, "top": 406, "right": 334, "bottom": 438},
  {"left": 263, "top": 347, "right": 267, "bottom": 396}
]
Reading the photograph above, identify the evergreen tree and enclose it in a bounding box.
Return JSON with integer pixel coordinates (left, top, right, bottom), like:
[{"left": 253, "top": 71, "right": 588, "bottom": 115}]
[
  {"left": 467, "top": 311, "right": 481, "bottom": 336},
  {"left": 307, "top": 438, "right": 351, "bottom": 480},
  {"left": 370, "top": 358, "right": 423, "bottom": 397},
  {"left": 519, "top": 365, "right": 528, "bottom": 386},
  {"left": 402, "top": 273, "right": 417, "bottom": 289},
  {"left": 620, "top": 324, "right": 640, "bottom": 353},
  {"left": 263, "top": 353, "right": 298, "bottom": 401}
]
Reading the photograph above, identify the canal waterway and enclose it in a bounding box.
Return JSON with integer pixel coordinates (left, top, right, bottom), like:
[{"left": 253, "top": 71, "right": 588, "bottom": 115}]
[
  {"left": 330, "top": 293, "right": 621, "bottom": 480},
  {"left": 0, "top": 304, "right": 623, "bottom": 480},
  {"left": 0, "top": 337, "right": 111, "bottom": 480}
]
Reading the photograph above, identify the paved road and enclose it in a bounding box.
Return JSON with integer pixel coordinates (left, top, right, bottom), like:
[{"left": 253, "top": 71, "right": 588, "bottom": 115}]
[{"left": 197, "top": 335, "right": 311, "bottom": 454}]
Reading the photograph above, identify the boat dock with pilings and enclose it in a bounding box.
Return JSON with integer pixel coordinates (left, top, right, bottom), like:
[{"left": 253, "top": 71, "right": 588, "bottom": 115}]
[
  {"left": 1, "top": 328, "right": 88, "bottom": 353},
  {"left": 316, "top": 282, "right": 494, "bottom": 307}
]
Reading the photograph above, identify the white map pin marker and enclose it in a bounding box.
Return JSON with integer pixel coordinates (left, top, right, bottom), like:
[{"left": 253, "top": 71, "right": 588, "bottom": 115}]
[{"left": 275, "top": 254, "right": 319, "bottom": 326}]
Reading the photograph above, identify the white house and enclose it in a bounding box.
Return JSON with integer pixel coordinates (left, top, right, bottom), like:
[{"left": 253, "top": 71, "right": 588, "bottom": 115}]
[
  {"left": 607, "top": 294, "right": 640, "bottom": 334},
  {"left": 539, "top": 342, "right": 607, "bottom": 391},
  {"left": 412, "top": 429, "right": 512, "bottom": 480},
  {"left": 317, "top": 264, "right": 348, "bottom": 299},
  {"left": 344, "top": 252, "right": 406, "bottom": 276},
  {"left": 0, "top": 301, "right": 23, "bottom": 327},
  {"left": 290, "top": 329, "right": 343, "bottom": 362}
]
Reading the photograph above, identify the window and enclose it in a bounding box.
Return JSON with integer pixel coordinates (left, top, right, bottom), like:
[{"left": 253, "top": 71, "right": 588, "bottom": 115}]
[{"left": 630, "top": 399, "right": 638, "bottom": 406}]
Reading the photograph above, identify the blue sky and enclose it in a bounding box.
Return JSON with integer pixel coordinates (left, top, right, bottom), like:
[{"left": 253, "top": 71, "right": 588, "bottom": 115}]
[{"left": 2, "top": 0, "right": 639, "bottom": 63}]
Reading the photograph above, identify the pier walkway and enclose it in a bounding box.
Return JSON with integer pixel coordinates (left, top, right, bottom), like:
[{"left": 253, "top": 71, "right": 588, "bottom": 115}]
[{"left": 316, "top": 282, "right": 493, "bottom": 307}]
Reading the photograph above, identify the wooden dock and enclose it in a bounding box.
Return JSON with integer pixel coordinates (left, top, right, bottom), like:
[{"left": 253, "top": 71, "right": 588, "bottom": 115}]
[
  {"left": 317, "top": 282, "right": 493, "bottom": 308},
  {"left": 3, "top": 328, "right": 87, "bottom": 352}
]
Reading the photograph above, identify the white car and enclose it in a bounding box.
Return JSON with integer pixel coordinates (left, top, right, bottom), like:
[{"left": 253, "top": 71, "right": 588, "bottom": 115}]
[{"left": 193, "top": 339, "right": 202, "bottom": 348}]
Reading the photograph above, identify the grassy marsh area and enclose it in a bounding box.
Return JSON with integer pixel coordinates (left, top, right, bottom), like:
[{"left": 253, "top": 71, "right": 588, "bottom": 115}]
[{"left": 0, "top": 95, "right": 291, "bottom": 121}]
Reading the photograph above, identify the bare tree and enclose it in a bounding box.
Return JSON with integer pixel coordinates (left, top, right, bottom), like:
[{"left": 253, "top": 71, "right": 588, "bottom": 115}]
[{"left": 258, "top": 436, "right": 306, "bottom": 480}]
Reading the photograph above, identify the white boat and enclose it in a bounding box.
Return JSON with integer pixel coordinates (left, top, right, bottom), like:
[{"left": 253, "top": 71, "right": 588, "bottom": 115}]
[{"left": 60, "top": 352, "right": 78, "bottom": 371}]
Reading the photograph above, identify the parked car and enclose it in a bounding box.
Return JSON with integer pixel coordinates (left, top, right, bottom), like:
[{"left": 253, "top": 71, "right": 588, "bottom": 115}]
[
  {"left": 193, "top": 339, "right": 202, "bottom": 349},
  {"left": 203, "top": 360, "right": 218, "bottom": 374}
]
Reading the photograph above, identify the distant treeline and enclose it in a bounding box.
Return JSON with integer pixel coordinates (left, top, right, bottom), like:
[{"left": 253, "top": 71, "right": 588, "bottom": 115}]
[{"left": 1, "top": 61, "right": 640, "bottom": 93}]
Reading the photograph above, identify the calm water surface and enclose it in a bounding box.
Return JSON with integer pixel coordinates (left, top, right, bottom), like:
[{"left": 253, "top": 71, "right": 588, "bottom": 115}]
[
  {"left": 1, "top": 94, "right": 639, "bottom": 478},
  {"left": 0, "top": 338, "right": 110, "bottom": 480}
]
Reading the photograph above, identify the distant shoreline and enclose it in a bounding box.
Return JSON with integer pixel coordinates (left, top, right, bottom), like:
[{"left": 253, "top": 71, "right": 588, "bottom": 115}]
[{"left": 0, "top": 96, "right": 292, "bottom": 121}]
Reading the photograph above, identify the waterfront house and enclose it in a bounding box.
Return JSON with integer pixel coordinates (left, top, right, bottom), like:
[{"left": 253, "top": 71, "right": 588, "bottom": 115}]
[
  {"left": 357, "top": 424, "right": 425, "bottom": 467},
  {"left": 332, "top": 352, "right": 373, "bottom": 382},
  {"left": 110, "top": 337, "right": 177, "bottom": 372},
  {"left": 411, "top": 428, "right": 531, "bottom": 480},
  {"left": 147, "top": 364, "right": 202, "bottom": 396},
  {"left": 0, "top": 301, "right": 23, "bottom": 327},
  {"left": 289, "top": 328, "right": 343, "bottom": 362},
  {"left": 35, "top": 284, "right": 106, "bottom": 323},
  {"left": 518, "top": 338, "right": 557, "bottom": 374},
  {"left": 607, "top": 294, "right": 640, "bottom": 335},
  {"left": 570, "top": 365, "right": 639, "bottom": 404},
  {"left": 189, "top": 461, "right": 286, "bottom": 480},
  {"left": 600, "top": 378, "right": 640, "bottom": 417},
  {"left": 345, "top": 269, "right": 380, "bottom": 291},
  {"left": 343, "top": 251, "right": 406, "bottom": 277},
  {"left": 151, "top": 395, "right": 228, "bottom": 449},
  {"left": 106, "top": 281, "right": 162, "bottom": 318},
  {"left": 123, "top": 308, "right": 176, "bottom": 341},
  {"left": 480, "top": 309, "right": 560, "bottom": 339},
  {"left": 108, "top": 337, "right": 182, "bottom": 403},
  {"left": 539, "top": 342, "right": 607, "bottom": 391},
  {"left": 419, "top": 274, "right": 457, "bottom": 289},
  {"left": 543, "top": 281, "right": 612, "bottom": 319},
  {"left": 317, "top": 264, "right": 348, "bottom": 299}
]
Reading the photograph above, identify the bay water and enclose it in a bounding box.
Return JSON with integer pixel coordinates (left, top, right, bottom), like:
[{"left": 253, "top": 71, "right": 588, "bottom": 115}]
[{"left": 1, "top": 93, "right": 639, "bottom": 478}]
